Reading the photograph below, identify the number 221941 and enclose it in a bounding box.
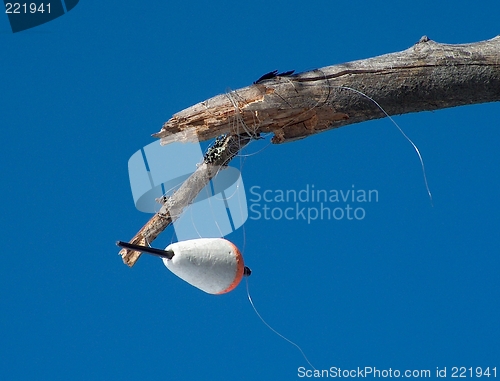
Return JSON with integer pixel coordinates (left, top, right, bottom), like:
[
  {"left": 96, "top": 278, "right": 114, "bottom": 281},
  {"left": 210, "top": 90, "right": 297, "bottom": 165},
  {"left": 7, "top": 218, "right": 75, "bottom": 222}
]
[
  {"left": 5, "top": 3, "right": 51, "bottom": 14},
  {"left": 452, "top": 367, "right": 497, "bottom": 378}
]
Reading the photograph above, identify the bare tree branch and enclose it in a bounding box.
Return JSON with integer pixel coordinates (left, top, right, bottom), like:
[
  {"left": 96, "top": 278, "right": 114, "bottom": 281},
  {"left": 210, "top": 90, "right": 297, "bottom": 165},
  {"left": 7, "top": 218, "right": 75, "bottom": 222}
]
[
  {"left": 154, "top": 35, "right": 500, "bottom": 144},
  {"left": 120, "top": 35, "right": 500, "bottom": 267},
  {"left": 119, "top": 134, "right": 250, "bottom": 266}
]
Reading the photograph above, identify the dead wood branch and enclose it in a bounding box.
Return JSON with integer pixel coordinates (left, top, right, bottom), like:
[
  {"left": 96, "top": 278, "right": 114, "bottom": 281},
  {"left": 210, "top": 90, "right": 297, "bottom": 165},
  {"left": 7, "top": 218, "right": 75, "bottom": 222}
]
[
  {"left": 119, "top": 134, "right": 250, "bottom": 266},
  {"left": 154, "top": 35, "right": 500, "bottom": 144},
  {"left": 120, "top": 35, "right": 500, "bottom": 267}
]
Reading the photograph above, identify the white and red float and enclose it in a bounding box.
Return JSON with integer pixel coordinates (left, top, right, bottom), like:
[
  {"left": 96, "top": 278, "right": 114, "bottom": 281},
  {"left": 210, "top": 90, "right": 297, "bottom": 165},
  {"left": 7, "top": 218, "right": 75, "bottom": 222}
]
[{"left": 117, "top": 238, "right": 250, "bottom": 294}]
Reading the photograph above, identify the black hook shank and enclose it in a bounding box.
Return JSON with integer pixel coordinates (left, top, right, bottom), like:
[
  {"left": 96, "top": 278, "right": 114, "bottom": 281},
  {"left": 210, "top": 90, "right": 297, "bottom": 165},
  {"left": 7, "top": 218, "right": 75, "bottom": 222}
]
[{"left": 116, "top": 241, "right": 174, "bottom": 260}]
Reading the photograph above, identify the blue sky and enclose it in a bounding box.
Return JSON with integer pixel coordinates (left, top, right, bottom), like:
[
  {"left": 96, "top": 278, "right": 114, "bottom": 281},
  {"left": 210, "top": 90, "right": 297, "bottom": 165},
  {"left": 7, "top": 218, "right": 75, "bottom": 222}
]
[{"left": 1, "top": 1, "right": 499, "bottom": 380}]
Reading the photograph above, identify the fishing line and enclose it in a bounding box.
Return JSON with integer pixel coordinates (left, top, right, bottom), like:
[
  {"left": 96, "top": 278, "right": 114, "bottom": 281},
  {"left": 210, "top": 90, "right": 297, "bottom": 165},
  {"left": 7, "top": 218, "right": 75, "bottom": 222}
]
[
  {"left": 225, "top": 89, "right": 274, "bottom": 159},
  {"left": 279, "top": 70, "right": 433, "bottom": 204},
  {"left": 245, "top": 276, "right": 317, "bottom": 371},
  {"left": 339, "top": 85, "right": 434, "bottom": 205}
]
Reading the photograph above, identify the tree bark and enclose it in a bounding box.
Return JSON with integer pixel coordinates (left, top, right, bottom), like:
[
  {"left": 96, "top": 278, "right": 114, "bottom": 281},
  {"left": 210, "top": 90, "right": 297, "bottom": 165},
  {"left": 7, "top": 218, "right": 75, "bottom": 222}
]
[{"left": 120, "top": 35, "right": 500, "bottom": 266}]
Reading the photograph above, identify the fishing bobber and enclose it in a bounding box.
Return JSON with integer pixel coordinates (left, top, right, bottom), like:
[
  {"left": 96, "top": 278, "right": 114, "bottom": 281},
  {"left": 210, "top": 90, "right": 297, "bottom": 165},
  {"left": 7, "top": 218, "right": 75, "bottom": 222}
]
[
  {"left": 163, "top": 238, "right": 246, "bottom": 294},
  {"left": 116, "top": 238, "right": 250, "bottom": 295}
]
